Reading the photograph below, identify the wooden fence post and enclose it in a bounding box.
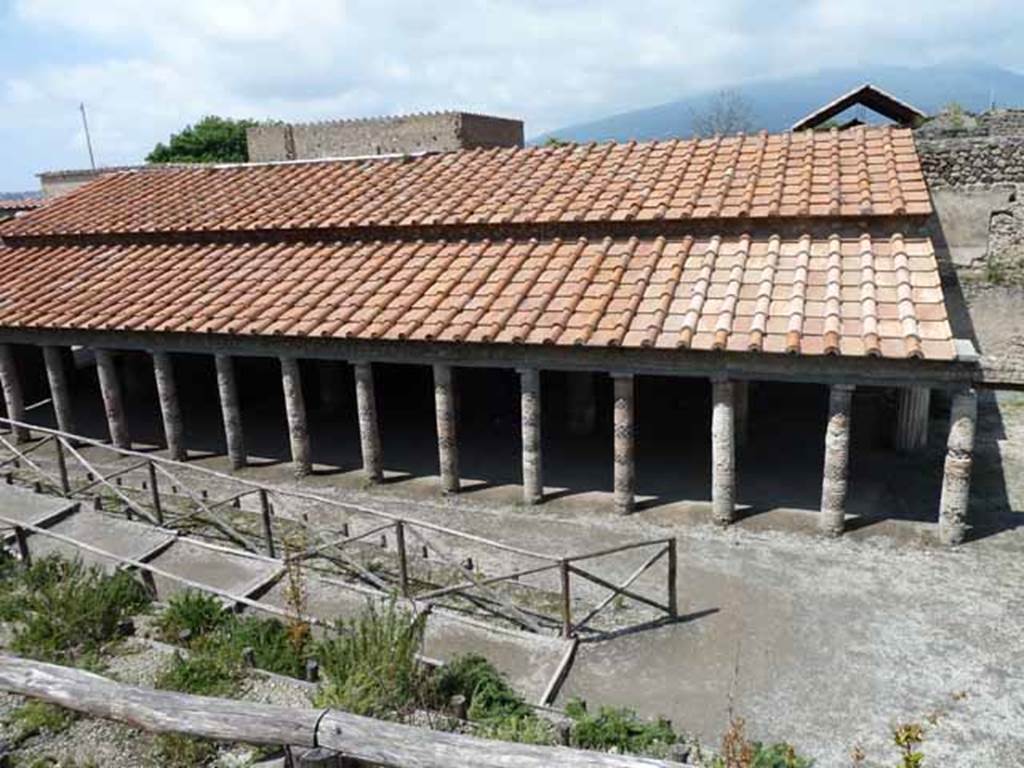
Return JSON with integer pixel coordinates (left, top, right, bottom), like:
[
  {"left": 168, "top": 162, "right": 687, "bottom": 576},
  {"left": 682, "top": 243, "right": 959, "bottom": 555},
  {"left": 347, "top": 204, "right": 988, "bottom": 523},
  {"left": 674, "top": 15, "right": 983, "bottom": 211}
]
[
  {"left": 666, "top": 539, "right": 678, "bottom": 617},
  {"left": 14, "top": 526, "right": 30, "bottom": 567},
  {"left": 148, "top": 462, "right": 164, "bottom": 526},
  {"left": 395, "top": 520, "right": 409, "bottom": 597},
  {"left": 259, "top": 489, "right": 276, "bottom": 558},
  {"left": 559, "top": 559, "right": 572, "bottom": 638},
  {"left": 53, "top": 438, "right": 70, "bottom": 497}
]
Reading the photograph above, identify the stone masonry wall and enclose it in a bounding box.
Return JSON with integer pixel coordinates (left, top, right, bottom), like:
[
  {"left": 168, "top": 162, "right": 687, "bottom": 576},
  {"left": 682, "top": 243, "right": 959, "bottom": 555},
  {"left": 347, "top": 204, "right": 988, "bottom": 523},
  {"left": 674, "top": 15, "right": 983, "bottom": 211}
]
[
  {"left": 916, "top": 108, "right": 1024, "bottom": 385},
  {"left": 917, "top": 136, "right": 1024, "bottom": 187},
  {"left": 247, "top": 112, "right": 523, "bottom": 162}
]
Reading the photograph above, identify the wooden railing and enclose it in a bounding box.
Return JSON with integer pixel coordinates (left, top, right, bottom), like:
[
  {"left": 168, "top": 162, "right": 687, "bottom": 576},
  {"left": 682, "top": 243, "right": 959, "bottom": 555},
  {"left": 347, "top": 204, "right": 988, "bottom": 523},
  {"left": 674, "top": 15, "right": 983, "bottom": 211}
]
[
  {"left": 0, "top": 416, "right": 678, "bottom": 638},
  {"left": 0, "top": 654, "right": 683, "bottom": 767}
]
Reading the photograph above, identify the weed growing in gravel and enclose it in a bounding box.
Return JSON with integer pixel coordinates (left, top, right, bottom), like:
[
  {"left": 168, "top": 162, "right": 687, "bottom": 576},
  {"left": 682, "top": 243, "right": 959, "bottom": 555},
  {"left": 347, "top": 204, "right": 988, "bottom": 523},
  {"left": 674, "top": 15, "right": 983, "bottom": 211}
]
[
  {"left": 153, "top": 733, "right": 218, "bottom": 768},
  {"left": 3, "top": 701, "right": 77, "bottom": 747},
  {"left": 155, "top": 590, "right": 231, "bottom": 642},
  {"left": 155, "top": 642, "right": 243, "bottom": 697},
  {"left": 565, "top": 698, "right": 678, "bottom": 757},
  {"left": 0, "top": 555, "right": 149, "bottom": 666},
  {"left": 314, "top": 600, "right": 431, "bottom": 718},
  {"left": 435, "top": 653, "right": 556, "bottom": 744},
  {"left": 155, "top": 591, "right": 310, "bottom": 679},
  {"left": 893, "top": 723, "right": 925, "bottom": 768},
  {"left": 713, "top": 715, "right": 812, "bottom": 767}
]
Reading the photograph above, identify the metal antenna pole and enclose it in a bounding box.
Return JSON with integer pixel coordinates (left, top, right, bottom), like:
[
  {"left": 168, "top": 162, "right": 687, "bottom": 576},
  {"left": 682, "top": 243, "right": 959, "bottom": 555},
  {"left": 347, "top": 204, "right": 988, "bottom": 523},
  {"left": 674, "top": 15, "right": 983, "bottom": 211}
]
[{"left": 79, "top": 102, "right": 96, "bottom": 170}]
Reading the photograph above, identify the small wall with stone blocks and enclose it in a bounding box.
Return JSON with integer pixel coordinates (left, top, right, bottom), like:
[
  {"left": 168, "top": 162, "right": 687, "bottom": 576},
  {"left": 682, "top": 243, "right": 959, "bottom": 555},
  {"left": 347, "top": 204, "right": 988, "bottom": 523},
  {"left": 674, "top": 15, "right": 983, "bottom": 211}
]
[{"left": 247, "top": 112, "right": 524, "bottom": 162}]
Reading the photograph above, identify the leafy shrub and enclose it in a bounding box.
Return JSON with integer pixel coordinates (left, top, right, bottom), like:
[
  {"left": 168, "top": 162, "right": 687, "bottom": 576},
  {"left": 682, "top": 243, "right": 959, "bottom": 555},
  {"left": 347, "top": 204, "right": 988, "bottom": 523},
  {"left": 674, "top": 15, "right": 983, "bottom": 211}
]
[
  {"left": 565, "top": 698, "right": 677, "bottom": 757},
  {"left": 314, "top": 600, "right": 430, "bottom": 718},
  {"left": 155, "top": 591, "right": 230, "bottom": 643},
  {"left": 0, "top": 555, "right": 149, "bottom": 665}
]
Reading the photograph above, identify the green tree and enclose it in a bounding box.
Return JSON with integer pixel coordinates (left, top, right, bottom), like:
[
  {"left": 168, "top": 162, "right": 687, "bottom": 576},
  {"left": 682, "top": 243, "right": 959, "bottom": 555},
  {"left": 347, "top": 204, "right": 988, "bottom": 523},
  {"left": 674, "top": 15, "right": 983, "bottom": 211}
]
[{"left": 147, "top": 116, "right": 256, "bottom": 164}]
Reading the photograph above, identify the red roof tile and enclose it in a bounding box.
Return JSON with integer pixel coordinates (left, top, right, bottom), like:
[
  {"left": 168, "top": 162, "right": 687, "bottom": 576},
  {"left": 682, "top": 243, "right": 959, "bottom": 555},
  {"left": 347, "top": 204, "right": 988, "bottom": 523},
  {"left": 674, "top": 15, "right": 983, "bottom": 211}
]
[
  {"left": 0, "top": 197, "right": 42, "bottom": 212},
  {"left": 0, "top": 233, "right": 954, "bottom": 360},
  {"left": 3, "top": 127, "right": 929, "bottom": 238}
]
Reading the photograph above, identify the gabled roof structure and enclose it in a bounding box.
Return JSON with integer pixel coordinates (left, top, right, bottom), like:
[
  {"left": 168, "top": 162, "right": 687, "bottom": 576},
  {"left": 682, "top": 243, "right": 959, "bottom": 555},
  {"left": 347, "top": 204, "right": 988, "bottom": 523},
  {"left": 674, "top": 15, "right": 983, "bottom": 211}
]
[
  {"left": 792, "top": 84, "right": 927, "bottom": 132},
  {"left": 0, "top": 126, "right": 955, "bottom": 362}
]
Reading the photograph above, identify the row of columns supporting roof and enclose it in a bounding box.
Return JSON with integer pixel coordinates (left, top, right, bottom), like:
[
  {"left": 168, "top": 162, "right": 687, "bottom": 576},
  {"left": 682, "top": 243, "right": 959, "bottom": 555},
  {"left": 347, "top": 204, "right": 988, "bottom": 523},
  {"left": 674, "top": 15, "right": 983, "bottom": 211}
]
[{"left": 0, "top": 342, "right": 976, "bottom": 546}]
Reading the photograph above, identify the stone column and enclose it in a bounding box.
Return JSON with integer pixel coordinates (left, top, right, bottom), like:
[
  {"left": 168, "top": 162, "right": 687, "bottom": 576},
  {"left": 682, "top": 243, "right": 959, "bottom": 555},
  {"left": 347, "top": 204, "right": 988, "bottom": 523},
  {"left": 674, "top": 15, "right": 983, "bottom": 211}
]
[
  {"left": 895, "top": 386, "right": 931, "bottom": 452},
  {"left": 43, "top": 346, "right": 76, "bottom": 436},
  {"left": 938, "top": 389, "right": 977, "bottom": 546},
  {"left": 95, "top": 349, "right": 130, "bottom": 449},
  {"left": 519, "top": 368, "right": 543, "bottom": 504},
  {"left": 0, "top": 344, "right": 28, "bottom": 443},
  {"left": 280, "top": 356, "right": 312, "bottom": 477},
  {"left": 433, "top": 363, "right": 460, "bottom": 494},
  {"left": 567, "top": 371, "right": 597, "bottom": 436},
  {"left": 734, "top": 380, "right": 750, "bottom": 450},
  {"left": 215, "top": 354, "right": 246, "bottom": 470},
  {"left": 353, "top": 362, "right": 383, "bottom": 483},
  {"left": 151, "top": 351, "right": 186, "bottom": 461},
  {"left": 711, "top": 378, "right": 736, "bottom": 525},
  {"left": 612, "top": 373, "right": 635, "bottom": 515},
  {"left": 820, "top": 384, "right": 854, "bottom": 536}
]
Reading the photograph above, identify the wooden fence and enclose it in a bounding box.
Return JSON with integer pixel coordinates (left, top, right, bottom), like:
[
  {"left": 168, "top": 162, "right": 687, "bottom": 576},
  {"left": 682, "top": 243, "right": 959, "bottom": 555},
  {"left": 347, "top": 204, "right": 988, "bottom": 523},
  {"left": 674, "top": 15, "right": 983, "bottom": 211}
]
[
  {"left": 0, "top": 653, "right": 684, "bottom": 767},
  {"left": 0, "top": 417, "right": 678, "bottom": 639}
]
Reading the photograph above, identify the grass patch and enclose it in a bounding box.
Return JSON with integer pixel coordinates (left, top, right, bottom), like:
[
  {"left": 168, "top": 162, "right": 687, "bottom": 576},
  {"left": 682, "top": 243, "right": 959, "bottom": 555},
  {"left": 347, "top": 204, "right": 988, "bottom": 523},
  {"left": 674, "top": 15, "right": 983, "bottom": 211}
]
[
  {"left": 3, "top": 701, "right": 76, "bottom": 747},
  {"left": 0, "top": 555, "right": 149, "bottom": 666}
]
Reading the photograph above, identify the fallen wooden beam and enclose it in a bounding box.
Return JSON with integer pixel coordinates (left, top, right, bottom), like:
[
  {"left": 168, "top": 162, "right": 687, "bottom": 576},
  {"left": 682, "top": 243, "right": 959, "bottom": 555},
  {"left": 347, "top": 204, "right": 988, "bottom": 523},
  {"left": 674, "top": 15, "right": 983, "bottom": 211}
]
[
  {"left": 0, "top": 652, "right": 322, "bottom": 747},
  {"left": 0, "top": 653, "right": 682, "bottom": 768}
]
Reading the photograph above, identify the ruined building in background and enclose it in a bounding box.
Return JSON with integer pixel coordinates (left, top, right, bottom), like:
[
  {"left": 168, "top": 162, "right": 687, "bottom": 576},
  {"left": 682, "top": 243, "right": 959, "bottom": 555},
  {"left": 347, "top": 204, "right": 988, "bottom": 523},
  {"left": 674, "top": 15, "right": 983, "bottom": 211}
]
[{"left": 246, "top": 112, "right": 524, "bottom": 162}]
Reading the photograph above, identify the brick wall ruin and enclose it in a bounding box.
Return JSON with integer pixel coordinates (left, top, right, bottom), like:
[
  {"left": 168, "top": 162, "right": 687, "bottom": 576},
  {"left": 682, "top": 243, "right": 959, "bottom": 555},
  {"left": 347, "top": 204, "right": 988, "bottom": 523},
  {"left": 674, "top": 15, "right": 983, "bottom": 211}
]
[{"left": 247, "top": 112, "right": 524, "bottom": 162}]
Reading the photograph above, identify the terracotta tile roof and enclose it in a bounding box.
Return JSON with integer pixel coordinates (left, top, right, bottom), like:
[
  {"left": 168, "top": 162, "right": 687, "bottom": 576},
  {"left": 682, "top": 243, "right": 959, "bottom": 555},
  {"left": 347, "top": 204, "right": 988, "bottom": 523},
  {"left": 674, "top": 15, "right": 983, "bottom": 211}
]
[
  {"left": 0, "top": 126, "right": 957, "bottom": 362},
  {"left": 4, "top": 126, "right": 929, "bottom": 238},
  {"left": 0, "top": 197, "right": 42, "bottom": 212},
  {"left": 0, "top": 233, "right": 954, "bottom": 360}
]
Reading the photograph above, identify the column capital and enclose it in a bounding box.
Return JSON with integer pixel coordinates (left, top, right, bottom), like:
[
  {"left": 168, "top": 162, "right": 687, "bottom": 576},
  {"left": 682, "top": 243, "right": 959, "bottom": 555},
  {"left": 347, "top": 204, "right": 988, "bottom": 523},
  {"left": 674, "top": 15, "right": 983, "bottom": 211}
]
[{"left": 609, "top": 370, "right": 634, "bottom": 381}]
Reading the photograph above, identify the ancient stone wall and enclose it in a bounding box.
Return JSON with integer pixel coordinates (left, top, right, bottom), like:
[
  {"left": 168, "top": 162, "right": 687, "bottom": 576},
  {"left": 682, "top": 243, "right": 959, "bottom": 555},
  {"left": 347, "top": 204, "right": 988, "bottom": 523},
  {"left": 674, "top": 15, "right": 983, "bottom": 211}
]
[
  {"left": 247, "top": 112, "right": 523, "bottom": 162},
  {"left": 916, "top": 108, "right": 1024, "bottom": 385}
]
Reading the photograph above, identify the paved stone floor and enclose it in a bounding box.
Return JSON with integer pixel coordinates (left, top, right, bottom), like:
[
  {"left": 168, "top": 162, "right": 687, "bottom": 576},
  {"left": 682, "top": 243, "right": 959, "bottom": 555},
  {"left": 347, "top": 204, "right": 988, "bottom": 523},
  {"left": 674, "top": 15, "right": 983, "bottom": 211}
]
[{"left": 6, "top": 368, "right": 1024, "bottom": 766}]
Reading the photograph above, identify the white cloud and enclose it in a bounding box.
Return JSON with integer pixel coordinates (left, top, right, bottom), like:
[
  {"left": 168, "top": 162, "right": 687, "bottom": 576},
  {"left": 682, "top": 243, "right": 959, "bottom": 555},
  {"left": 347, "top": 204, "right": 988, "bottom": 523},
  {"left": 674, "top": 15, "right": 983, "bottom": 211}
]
[{"left": 3, "top": 0, "right": 1024, "bottom": 188}]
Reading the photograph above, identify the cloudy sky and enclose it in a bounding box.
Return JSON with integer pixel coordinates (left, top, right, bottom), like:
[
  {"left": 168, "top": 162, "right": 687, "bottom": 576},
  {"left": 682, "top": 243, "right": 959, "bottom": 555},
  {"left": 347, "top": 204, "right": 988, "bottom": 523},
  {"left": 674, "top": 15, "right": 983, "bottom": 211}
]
[{"left": 2, "top": 0, "right": 1024, "bottom": 190}]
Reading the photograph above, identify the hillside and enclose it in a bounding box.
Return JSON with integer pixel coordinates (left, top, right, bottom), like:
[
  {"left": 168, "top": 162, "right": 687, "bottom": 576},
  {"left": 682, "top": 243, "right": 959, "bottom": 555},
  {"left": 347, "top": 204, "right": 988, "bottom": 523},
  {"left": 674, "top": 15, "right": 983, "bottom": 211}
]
[{"left": 534, "top": 63, "right": 1024, "bottom": 143}]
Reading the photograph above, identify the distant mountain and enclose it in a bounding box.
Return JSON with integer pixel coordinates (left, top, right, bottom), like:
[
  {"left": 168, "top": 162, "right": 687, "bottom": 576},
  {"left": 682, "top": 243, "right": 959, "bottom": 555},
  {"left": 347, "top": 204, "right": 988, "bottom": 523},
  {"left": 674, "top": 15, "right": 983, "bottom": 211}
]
[{"left": 533, "top": 63, "right": 1024, "bottom": 144}]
